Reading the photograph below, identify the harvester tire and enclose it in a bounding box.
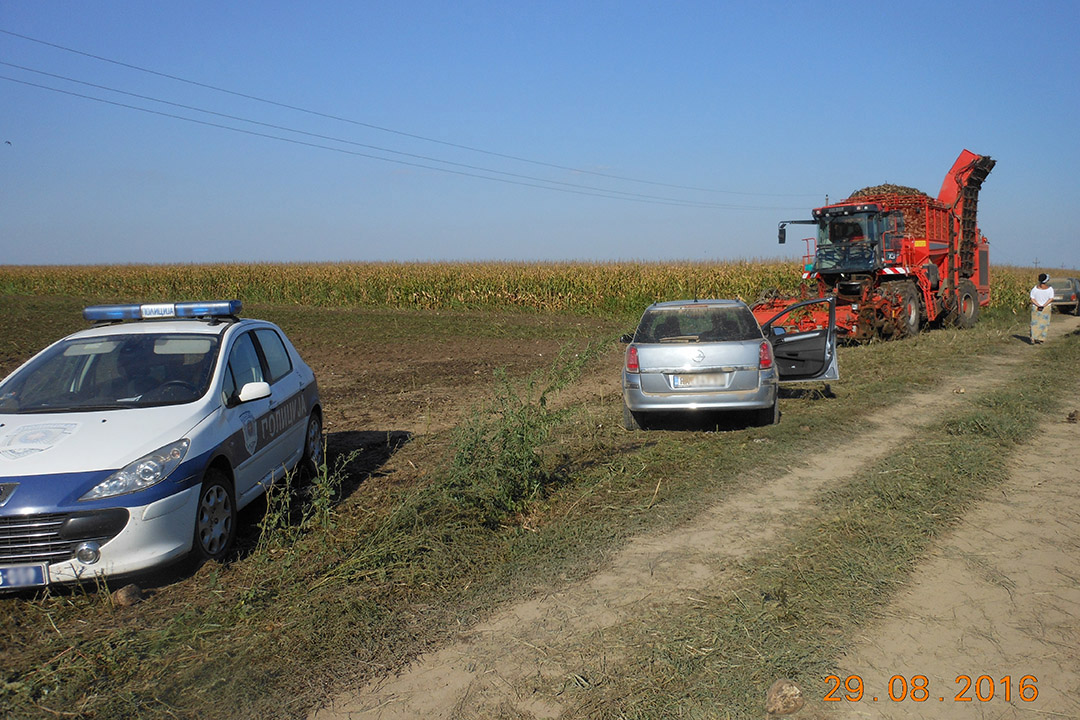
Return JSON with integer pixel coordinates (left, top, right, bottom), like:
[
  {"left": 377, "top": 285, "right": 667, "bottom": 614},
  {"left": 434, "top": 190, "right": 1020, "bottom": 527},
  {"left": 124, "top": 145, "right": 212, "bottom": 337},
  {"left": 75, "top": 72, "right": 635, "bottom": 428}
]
[
  {"left": 954, "top": 279, "right": 980, "bottom": 329},
  {"left": 897, "top": 282, "right": 921, "bottom": 337}
]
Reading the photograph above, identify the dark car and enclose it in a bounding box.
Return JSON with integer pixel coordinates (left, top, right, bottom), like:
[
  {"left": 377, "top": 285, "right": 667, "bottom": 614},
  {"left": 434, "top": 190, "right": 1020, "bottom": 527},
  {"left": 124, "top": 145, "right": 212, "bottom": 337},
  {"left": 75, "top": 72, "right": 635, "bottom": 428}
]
[{"left": 1048, "top": 277, "right": 1080, "bottom": 315}]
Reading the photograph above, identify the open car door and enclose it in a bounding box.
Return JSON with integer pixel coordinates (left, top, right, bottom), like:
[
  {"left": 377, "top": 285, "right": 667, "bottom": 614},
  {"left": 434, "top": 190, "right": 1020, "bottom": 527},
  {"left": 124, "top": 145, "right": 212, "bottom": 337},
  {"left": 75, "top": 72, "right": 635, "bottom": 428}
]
[{"left": 760, "top": 296, "right": 839, "bottom": 382}]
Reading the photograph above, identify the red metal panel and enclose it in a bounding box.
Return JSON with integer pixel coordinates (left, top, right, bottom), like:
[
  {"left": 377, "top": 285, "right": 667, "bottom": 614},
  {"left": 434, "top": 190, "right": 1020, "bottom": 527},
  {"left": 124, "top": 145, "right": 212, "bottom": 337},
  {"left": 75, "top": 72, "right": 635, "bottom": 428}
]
[{"left": 937, "top": 149, "right": 981, "bottom": 206}]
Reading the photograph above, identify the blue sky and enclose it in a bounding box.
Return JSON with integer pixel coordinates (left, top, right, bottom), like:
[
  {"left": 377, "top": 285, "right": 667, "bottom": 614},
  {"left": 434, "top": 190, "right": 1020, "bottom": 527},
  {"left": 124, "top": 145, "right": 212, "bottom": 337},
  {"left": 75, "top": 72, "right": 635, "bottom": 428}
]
[{"left": 1, "top": 1, "right": 1077, "bottom": 270}]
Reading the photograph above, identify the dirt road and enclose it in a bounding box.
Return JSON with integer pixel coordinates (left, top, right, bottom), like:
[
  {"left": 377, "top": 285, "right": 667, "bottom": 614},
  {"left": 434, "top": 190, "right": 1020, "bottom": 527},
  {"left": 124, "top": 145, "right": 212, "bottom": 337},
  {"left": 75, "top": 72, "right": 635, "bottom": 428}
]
[
  {"left": 829, "top": 383, "right": 1080, "bottom": 719},
  {"left": 314, "top": 315, "right": 1080, "bottom": 720}
]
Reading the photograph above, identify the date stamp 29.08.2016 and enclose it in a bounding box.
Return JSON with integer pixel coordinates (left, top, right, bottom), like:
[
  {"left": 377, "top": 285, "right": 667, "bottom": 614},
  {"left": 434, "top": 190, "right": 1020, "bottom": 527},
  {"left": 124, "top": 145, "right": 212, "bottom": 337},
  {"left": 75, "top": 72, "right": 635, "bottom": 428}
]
[{"left": 824, "top": 674, "right": 1038, "bottom": 704}]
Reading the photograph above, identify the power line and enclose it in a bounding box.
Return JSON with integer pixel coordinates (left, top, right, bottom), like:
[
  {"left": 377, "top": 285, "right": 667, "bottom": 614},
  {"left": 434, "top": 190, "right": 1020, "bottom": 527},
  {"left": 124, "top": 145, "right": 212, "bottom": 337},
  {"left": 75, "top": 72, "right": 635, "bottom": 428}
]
[
  {"left": 3, "top": 73, "right": 810, "bottom": 211},
  {"left": 0, "top": 28, "right": 819, "bottom": 199},
  {"left": 0, "top": 62, "right": 801, "bottom": 210}
]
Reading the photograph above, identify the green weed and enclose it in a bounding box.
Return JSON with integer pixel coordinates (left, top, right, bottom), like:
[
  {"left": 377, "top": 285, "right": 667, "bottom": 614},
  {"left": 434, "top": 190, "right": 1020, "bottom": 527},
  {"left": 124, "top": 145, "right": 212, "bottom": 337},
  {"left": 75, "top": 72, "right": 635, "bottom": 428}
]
[{"left": 444, "top": 343, "right": 604, "bottom": 526}]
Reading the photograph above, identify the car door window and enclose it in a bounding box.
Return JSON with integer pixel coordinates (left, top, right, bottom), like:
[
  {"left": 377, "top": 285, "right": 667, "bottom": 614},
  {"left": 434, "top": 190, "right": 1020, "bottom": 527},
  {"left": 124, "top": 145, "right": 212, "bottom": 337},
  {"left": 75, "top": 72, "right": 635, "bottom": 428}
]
[
  {"left": 227, "top": 332, "right": 264, "bottom": 391},
  {"left": 762, "top": 297, "right": 838, "bottom": 381},
  {"left": 220, "top": 363, "right": 237, "bottom": 406},
  {"left": 254, "top": 329, "right": 292, "bottom": 384}
]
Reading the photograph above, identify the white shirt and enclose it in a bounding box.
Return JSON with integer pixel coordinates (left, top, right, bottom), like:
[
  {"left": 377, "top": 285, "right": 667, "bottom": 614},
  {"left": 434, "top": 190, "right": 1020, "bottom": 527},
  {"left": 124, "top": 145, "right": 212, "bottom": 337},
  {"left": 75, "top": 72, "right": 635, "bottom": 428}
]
[{"left": 1030, "top": 285, "right": 1054, "bottom": 307}]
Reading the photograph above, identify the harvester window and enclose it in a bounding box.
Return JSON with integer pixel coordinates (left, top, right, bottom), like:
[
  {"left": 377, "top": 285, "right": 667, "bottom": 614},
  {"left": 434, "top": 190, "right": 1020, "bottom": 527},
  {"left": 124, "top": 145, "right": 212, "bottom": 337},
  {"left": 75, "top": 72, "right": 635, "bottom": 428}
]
[{"left": 828, "top": 219, "right": 866, "bottom": 243}]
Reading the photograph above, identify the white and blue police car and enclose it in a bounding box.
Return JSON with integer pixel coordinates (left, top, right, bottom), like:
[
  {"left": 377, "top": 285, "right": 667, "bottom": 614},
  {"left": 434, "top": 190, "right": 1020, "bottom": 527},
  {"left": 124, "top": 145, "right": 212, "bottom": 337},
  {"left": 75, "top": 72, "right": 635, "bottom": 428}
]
[{"left": 0, "top": 301, "right": 322, "bottom": 589}]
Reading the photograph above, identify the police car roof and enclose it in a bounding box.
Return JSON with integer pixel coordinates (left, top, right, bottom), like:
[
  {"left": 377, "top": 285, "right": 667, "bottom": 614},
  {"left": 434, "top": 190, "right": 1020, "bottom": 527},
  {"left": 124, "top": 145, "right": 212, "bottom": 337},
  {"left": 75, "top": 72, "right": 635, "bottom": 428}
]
[
  {"left": 71, "top": 319, "right": 242, "bottom": 340},
  {"left": 73, "top": 301, "right": 258, "bottom": 340}
]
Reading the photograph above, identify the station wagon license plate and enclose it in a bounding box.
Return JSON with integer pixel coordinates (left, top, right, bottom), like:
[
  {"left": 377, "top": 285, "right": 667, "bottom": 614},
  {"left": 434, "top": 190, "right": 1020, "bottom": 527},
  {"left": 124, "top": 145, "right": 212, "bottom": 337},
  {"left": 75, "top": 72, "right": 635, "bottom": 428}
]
[
  {"left": 671, "top": 373, "right": 729, "bottom": 389},
  {"left": 0, "top": 563, "right": 47, "bottom": 589}
]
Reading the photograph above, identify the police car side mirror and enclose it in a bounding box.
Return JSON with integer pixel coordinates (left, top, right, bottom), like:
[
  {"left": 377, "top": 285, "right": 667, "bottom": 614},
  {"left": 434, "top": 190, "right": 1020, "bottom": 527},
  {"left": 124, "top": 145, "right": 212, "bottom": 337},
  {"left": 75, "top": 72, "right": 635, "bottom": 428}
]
[
  {"left": 619, "top": 333, "right": 634, "bottom": 344},
  {"left": 238, "top": 381, "right": 271, "bottom": 403}
]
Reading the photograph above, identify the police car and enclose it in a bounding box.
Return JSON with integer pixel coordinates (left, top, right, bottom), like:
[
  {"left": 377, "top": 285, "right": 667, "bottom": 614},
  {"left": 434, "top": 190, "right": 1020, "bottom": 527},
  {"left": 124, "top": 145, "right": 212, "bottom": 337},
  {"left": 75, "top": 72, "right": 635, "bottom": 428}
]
[{"left": 0, "top": 301, "right": 321, "bottom": 589}]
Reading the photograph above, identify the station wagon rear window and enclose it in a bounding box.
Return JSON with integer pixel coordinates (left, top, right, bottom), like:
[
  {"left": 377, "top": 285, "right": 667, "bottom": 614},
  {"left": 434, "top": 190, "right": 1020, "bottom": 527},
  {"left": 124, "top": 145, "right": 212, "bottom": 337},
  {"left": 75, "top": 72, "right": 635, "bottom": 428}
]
[{"left": 636, "top": 306, "right": 762, "bottom": 343}]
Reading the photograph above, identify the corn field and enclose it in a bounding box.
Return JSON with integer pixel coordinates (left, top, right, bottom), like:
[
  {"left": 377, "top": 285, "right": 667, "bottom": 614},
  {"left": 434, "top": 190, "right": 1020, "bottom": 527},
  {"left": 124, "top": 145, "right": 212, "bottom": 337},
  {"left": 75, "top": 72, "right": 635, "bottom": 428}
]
[{"left": 0, "top": 261, "right": 1054, "bottom": 317}]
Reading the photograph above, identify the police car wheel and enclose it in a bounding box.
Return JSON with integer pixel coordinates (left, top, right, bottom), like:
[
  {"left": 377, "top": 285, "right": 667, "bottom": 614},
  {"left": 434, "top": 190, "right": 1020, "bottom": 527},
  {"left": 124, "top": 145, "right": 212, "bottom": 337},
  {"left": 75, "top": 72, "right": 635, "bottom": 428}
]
[
  {"left": 302, "top": 411, "right": 324, "bottom": 477},
  {"left": 194, "top": 469, "right": 236, "bottom": 561}
]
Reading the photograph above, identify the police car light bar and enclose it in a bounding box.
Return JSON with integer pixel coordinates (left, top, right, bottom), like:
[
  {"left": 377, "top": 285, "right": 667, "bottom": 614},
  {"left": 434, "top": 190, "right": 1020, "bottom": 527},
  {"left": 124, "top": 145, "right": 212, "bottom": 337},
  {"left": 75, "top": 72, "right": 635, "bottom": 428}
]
[{"left": 83, "top": 300, "right": 242, "bottom": 322}]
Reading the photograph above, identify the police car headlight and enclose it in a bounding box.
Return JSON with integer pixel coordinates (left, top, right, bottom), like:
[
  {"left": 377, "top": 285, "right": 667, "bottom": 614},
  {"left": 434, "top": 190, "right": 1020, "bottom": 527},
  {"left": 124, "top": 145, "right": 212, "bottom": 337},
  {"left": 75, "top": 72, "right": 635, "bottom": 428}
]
[{"left": 80, "top": 440, "right": 190, "bottom": 500}]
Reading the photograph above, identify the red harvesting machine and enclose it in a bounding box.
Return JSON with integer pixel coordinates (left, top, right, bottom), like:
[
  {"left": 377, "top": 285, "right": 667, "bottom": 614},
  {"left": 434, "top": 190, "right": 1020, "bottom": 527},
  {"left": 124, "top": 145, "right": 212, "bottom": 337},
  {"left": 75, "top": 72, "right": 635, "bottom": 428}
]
[{"left": 752, "top": 150, "right": 996, "bottom": 341}]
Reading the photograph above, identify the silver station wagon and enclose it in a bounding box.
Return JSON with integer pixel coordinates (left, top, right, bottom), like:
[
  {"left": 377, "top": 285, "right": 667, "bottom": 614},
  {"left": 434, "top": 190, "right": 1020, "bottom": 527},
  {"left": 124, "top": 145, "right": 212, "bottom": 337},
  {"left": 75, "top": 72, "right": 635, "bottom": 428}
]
[{"left": 621, "top": 297, "right": 837, "bottom": 429}]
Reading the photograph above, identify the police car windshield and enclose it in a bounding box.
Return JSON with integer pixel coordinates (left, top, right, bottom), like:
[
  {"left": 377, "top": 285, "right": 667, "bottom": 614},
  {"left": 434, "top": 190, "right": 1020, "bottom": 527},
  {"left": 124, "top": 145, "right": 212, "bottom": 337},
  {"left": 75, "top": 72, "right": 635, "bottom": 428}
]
[{"left": 0, "top": 333, "right": 220, "bottom": 413}]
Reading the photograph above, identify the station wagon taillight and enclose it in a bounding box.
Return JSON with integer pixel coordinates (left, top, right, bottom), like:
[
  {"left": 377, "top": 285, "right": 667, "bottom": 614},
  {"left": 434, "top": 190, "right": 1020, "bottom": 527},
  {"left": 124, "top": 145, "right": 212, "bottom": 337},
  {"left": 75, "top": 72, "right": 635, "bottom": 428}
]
[
  {"left": 625, "top": 345, "right": 639, "bottom": 373},
  {"left": 759, "top": 341, "right": 774, "bottom": 369}
]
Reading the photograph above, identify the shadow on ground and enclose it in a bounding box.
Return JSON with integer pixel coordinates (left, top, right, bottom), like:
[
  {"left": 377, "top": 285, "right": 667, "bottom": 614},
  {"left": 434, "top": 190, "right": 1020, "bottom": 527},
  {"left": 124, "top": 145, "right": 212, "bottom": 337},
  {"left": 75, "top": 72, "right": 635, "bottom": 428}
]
[
  {"left": 226, "top": 429, "right": 413, "bottom": 560},
  {"left": 779, "top": 383, "right": 837, "bottom": 400},
  {"left": 324, "top": 429, "right": 412, "bottom": 497},
  {"left": 628, "top": 384, "right": 837, "bottom": 432},
  {"left": 632, "top": 410, "right": 771, "bottom": 432}
]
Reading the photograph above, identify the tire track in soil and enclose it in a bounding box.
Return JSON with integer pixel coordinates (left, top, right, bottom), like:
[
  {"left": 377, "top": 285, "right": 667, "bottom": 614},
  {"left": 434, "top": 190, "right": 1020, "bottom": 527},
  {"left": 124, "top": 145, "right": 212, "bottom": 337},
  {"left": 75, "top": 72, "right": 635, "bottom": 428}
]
[
  {"left": 312, "top": 317, "right": 1080, "bottom": 720},
  {"left": 817, "top": 386, "right": 1080, "bottom": 720}
]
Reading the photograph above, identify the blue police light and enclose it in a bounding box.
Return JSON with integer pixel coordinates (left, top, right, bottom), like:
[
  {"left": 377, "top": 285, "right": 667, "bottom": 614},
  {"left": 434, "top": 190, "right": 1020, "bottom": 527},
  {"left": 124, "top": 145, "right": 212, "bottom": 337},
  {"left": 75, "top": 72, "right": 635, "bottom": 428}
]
[
  {"left": 82, "top": 304, "right": 144, "bottom": 321},
  {"left": 174, "top": 300, "right": 242, "bottom": 318},
  {"left": 83, "top": 300, "right": 242, "bottom": 322}
]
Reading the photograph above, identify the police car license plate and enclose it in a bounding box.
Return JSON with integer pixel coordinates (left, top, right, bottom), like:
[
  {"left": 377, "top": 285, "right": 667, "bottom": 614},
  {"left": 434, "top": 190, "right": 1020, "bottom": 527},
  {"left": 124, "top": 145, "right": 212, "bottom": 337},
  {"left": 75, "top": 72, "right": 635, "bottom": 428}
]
[
  {"left": 0, "top": 563, "right": 47, "bottom": 589},
  {"left": 672, "top": 373, "right": 729, "bottom": 389}
]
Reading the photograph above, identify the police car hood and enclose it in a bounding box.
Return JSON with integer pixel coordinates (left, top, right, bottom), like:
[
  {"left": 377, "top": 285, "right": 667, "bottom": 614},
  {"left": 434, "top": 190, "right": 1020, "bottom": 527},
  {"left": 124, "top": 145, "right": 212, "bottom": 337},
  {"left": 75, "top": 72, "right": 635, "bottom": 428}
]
[{"left": 0, "top": 403, "right": 212, "bottom": 476}]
